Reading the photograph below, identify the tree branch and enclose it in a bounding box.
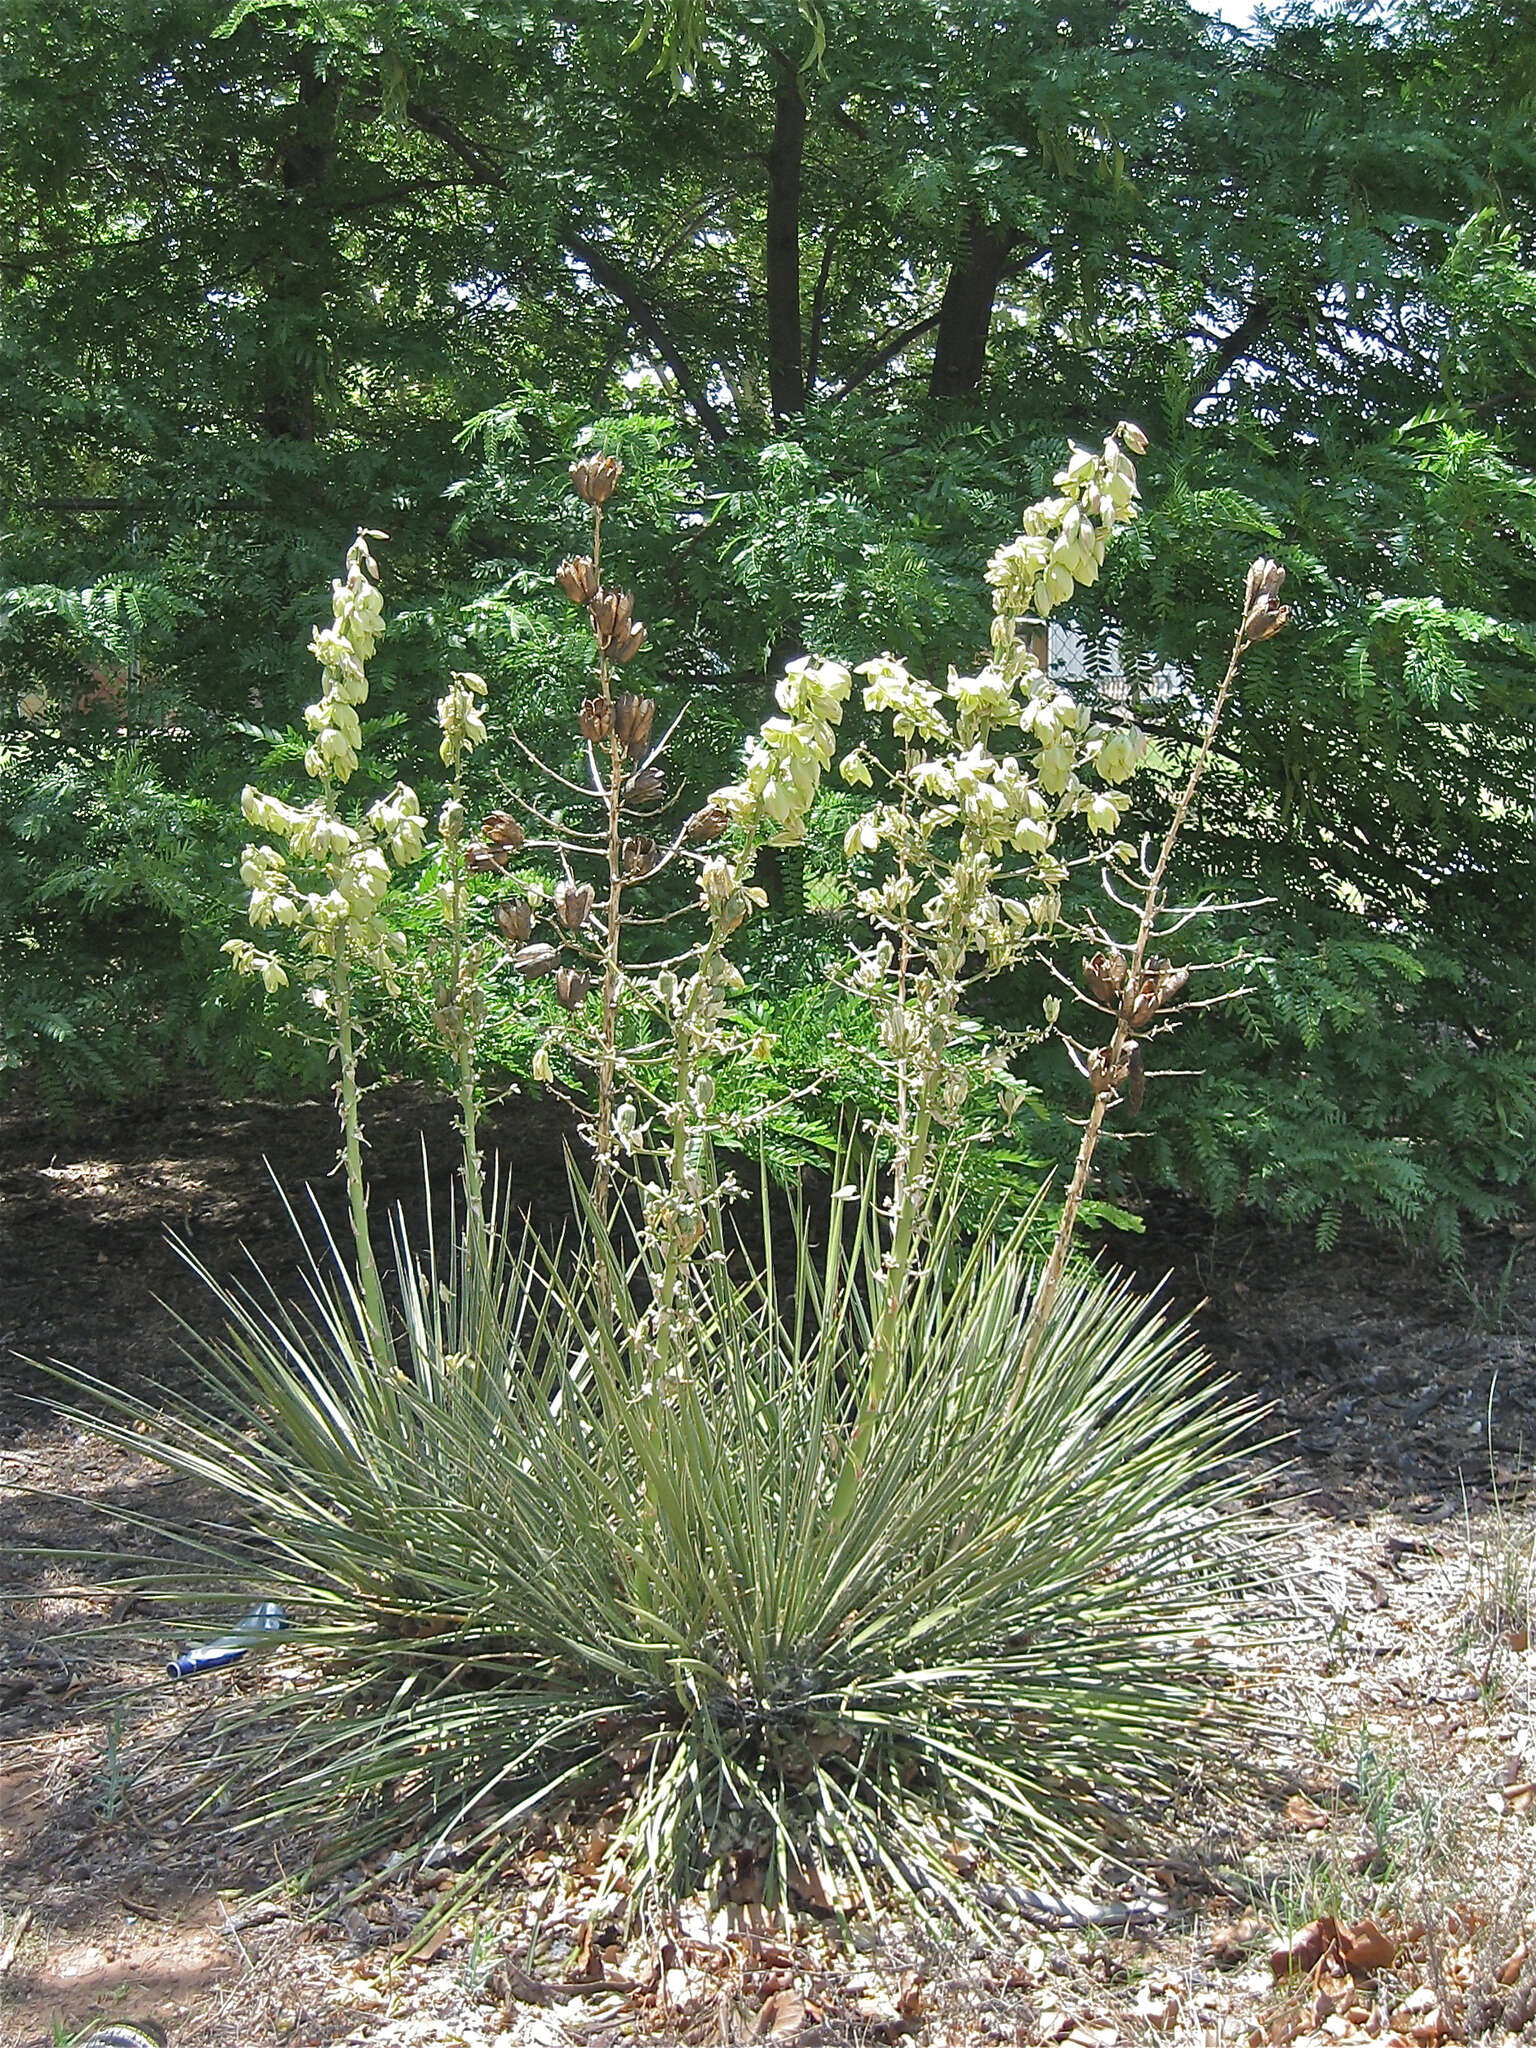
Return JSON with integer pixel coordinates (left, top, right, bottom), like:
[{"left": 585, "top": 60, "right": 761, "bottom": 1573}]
[
  {"left": 568, "top": 235, "right": 729, "bottom": 444},
  {"left": 406, "top": 101, "right": 730, "bottom": 444},
  {"left": 805, "top": 223, "right": 839, "bottom": 395},
  {"left": 1190, "top": 295, "right": 1276, "bottom": 403},
  {"left": 827, "top": 311, "right": 943, "bottom": 402},
  {"left": 765, "top": 53, "right": 808, "bottom": 420}
]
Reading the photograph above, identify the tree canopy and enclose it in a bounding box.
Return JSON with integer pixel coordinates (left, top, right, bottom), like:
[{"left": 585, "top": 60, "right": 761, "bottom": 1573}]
[{"left": 4, "top": 0, "right": 1536, "bottom": 1245}]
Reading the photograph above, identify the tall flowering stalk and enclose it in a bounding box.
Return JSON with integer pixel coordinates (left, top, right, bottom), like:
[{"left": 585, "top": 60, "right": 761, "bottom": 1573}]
[
  {"left": 716, "top": 430, "right": 1150, "bottom": 1442},
  {"left": 224, "top": 533, "right": 426, "bottom": 1359},
  {"left": 431, "top": 667, "right": 493, "bottom": 1243},
  {"left": 1019, "top": 555, "right": 1290, "bottom": 1369}
]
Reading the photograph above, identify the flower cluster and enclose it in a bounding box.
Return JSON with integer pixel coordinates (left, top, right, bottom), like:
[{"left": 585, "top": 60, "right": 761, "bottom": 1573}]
[
  {"left": 224, "top": 534, "right": 426, "bottom": 996},
  {"left": 436, "top": 670, "right": 489, "bottom": 767},
  {"left": 302, "top": 533, "right": 387, "bottom": 784},
  {"left": 985, "top": 423, "right": 1146, "bottom": 623},
  {"left": 713, "top": 658, "right": 853, "bottom": 844}
]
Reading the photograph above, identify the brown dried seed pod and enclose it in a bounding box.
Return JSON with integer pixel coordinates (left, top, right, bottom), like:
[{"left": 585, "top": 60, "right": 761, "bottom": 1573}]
[
  {"left": 555, "top": 966, "right": 592, "bottom": 1011},
  {"left": 608, "top": 621, "right": 647, "bottom": 665},
  {"left": 495, "top": 900, "right": 535, "bottom": 946},
  {"left": 1123, "top": 1042, "right": 1146, "bottom": 1117},
  {"left": 481, "top": 811, "right": 525, "bottom": 850},
  {"left": 1241, "top": 597, "right": 1290, "bottom": 646},
  {"left": 579, "top": 695, "right": 614, "bottom": 743},
  {"left": 1240, "top": 559, "right": 1289, "bottom": 645},
  {"left": 570, "top": 454, "right": 621, "bottom": 507},
  {"left": 556, "top": 881, "right": 594, "bottom": 931},
  {"left": 1082, "top": 949, "right": 1127, "bottom": 1007},
  {"left": 620, "top": 834, "right": 659, "bottom": 879},
  {"left": 587, "top": 588, "right": 633, "bottom": 648},
  {"left": 611, "top": 693, "right": 655, "bottom": 754},
  {"left": 556, "top": 555, "right": 600, "bottom": 605},
  {"left": 1086, "top": 1046, "right": 1120, "bottom": 1097},
  {"left": 1243, "top": 556, "right": 1284, "bottom": 612},
  {"left": 624, "top": 764, "right": 666, "bottom": 808},
  {"left": 684, "top": 804, "right": 728, "bottom": 846},
  {"left": 465, "top": 843, "right": 508, "bottom": 875},
  {"left": 514, "top": 942, "right": 561, "bottom": 978}
]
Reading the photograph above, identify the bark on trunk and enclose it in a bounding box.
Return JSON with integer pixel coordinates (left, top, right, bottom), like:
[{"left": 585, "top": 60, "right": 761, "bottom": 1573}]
[
  {"left": 928, "top": 209, "right": 1013, "bottom": 400},
  {"left": 765, "top": 57, "right": 807, "bottom": 421},
  {"left": 260, "top": 55, "right": 339, "bottom": 443}
]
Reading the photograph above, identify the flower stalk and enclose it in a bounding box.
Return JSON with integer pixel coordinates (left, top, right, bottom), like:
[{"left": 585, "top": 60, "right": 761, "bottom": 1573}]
[{"left": 1018, "top": 557, "right": 1290, "bottom": 1376}]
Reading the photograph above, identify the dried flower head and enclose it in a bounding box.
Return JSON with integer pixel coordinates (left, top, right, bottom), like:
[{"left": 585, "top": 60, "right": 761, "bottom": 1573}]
[
  {"left": 556, "top": 556, "right": 600, "bottom": 605},
  {"left": 580, "top": 696, "right": 614, "bottom": 743},
  {"left": 612, "top": 694, "right": 656, "bottom": 755},
  {"left": 571, "top": 453, "right": 621, "bottom": 507},
  {"left": 481, "top": 811, "right": 525, "bottom": 850},
  {"left": 1241, "top": 559, "right": 1289, "bottom": 645},
  {"left": 556, "top": 880, "right": 594, "bottom": 931},
  {"left": 684, "top": 804, "right": 728, "bottom": 846}
]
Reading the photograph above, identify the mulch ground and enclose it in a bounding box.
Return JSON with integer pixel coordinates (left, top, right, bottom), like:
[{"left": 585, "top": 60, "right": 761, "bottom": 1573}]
[{"left": 2, "top": 1083, "right": 1533, "bottom": 2048}]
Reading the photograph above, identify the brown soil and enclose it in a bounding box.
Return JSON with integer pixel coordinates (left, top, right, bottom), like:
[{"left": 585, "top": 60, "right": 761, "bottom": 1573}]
[{"left": 3, "top": 1085, "right": 1534, "bottom": 2048}]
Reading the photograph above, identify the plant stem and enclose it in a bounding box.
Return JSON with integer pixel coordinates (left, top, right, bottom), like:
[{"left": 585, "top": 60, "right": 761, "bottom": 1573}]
[
  {"left": 1019, "top": 627, "right": 1249, "bottom": 1375},
  {"left": 331, "top": 935, "right": 394, "bottom": 1361},
  {"left": 593, "top": 716, "right": 626, "bottom": 1231}
]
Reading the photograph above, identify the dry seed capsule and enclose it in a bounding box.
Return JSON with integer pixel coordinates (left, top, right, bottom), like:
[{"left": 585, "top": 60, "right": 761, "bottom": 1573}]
[
  {"left": 570, "top": 454, "right": 621, "bottom": 506},
  {"left": 1123, "top": 1043, "right": 1146, "bottom": 1116},
  {"left": 684, "top": 804, "right": 728, "bottom": 845},
  {"left": 579, "top": 696, "right": 614, "bottom": 742},
  {"left": 495, "top": 900, "right": 534, "bottom": 946},
  {"left": 465, "top": 843, "right": 508, "bottom": 875},
  {"left": 620, "top": 834, "right": 659, "bottom": 878},
  {"left": 611, "top": 693, "right": 655, "bottom": 754},
  {"left": 481, "top": 811, "right": 525, "bottom": 850},
  {"left": 556, "top": 555, "right": 600, "bottom": 604},
  {"left": 514, "top": 942, "right": 561, "bottom": 978},
  {"left": 555, "top": 966, "right": 592, "bottom": 1011},
  {"left": 1082, "top": 950, "right": 1127, "bottom": 1006},
  {"left": 625, "top": 764, "right": 666, "bottom": 808},
  {"left": 556, "top": 880, "right": 594, "bottom": 931},
  {"left": 587, "top": 589, "right": 623, "bottom": 642},
  {"left": 608, "top": 620, "right": 647, "bottom": 665}
]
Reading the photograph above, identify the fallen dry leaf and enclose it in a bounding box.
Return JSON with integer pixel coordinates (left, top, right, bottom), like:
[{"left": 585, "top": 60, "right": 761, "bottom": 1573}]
[
  {"left": 1286, "top": 1793, "right": 1332, "bottom": 1832},
  {"left": 1337, "top": 1920, "right": 1402, "bottom": 1976},
  {"left": 754, "top": 1987, "right": 806, "bottom": 2039},
  {"left": 1497, "top": 1942, "right": 1529, "bottom": 1987},
  {"left": 564, "top": 1920, "right": 603, "bottom": 1985},
  {"left": 1273, "top": 1918, "right": 1340, "bottom": 1980}
]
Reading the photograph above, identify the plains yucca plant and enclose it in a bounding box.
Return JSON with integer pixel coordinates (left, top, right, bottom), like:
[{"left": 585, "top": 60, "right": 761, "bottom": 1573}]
[
  {"left": 62, "top": 1175, "right": 1254, "bottom": 1929},
  {"left": 55, "top": 437, "right": 1289, "bottom": 1932}
]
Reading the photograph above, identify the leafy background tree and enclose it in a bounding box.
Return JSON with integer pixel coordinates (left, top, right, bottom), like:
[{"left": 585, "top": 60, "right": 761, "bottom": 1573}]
[{"left": 3, "top": 0, "right": 1534, "bottom": 1246}]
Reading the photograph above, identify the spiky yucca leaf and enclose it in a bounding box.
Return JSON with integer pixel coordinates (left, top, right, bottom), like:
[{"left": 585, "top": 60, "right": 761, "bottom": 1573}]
[{"left": 56, "top": 1174, "right": 1259, "bottom": 1929}]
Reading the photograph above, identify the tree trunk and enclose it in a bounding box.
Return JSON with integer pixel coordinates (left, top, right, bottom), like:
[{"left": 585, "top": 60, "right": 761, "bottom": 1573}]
[
  {"left": 765, "top": 56, "right": 807, "bottom": 421},
  {"left": 260, "top": 54, "right": 339, "bottom": 442},
  {"left": 928, "top": 208, "right": 1013, "bottom": 400}
]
